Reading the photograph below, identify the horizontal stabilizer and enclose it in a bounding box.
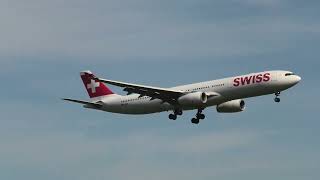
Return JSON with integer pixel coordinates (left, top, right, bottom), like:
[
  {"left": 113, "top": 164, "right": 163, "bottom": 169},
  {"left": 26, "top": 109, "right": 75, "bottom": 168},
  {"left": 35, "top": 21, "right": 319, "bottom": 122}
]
[{"left": 62, "top": 98, "right": 103, "bottom": 108}]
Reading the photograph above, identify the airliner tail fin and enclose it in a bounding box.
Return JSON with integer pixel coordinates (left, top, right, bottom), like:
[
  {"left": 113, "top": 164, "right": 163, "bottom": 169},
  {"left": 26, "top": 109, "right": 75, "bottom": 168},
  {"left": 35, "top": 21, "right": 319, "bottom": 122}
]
[{"left": 80, "top": 71, "right": 114, "bottom": 98}]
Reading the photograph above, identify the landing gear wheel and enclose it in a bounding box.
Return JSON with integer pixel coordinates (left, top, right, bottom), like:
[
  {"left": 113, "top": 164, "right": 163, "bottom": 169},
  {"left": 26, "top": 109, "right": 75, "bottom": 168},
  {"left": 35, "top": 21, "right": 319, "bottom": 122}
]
[
  {"left": 197, "top": 114, "right": 205, "bottom": 120},
  {"left": 274, "top": 97, "right": 281, "bottom": 103},
  {"left": 191, "top": 118, "right": 200, "bottom": 124},
  {"left": 169, "top": 114, "right": 177, "bottom": 120},
  {"left": 174, "top": 110, "right": 183, "bottom": 116},
  {"left": 274, "top": 92, "right": 281, "bottom": 103}
]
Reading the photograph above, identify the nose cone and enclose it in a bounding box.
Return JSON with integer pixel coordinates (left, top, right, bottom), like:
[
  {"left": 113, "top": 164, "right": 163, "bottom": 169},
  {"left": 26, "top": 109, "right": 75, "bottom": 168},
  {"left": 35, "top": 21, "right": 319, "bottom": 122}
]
[
  {"left": 278, "top": 73, "right": 301, "bottom": 90},
  {"left": 294, "top": 75, "right": 302, "bottom": 84},
  {"left": 288, "top": 75, "right": 301, "bottom": 87}
]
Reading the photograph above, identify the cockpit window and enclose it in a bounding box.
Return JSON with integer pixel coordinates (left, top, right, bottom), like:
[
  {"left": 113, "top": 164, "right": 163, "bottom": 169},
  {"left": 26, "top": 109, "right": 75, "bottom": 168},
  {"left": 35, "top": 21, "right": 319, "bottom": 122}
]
[{"left": 285, "top": 73, "right": 295, "bottom": 76}]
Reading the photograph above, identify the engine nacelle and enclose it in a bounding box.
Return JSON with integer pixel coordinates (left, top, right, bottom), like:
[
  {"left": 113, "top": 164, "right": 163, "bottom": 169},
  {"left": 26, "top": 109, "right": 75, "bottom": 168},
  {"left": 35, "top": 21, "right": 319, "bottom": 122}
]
[
  {"left": 216, "top": 99, "right": 245, "bottom": 113},
  {"left": 178, "top": 92, "right": 208, "bottom": 107}
]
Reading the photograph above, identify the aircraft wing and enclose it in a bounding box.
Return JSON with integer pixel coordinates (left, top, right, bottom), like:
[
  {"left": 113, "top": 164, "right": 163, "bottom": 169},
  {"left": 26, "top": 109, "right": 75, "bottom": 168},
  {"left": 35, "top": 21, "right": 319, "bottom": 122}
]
[
  {"left": 62, "top": 98, "right": 103, "bottom": 108},
  {"left": 94, "top": 77, "right": 185, "bottom": 104}
]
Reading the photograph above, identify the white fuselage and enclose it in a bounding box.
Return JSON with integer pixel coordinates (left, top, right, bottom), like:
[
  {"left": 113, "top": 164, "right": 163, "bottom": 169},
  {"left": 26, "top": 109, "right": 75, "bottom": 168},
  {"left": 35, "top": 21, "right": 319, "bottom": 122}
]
[{"left": 88, "top": 70, "right": 301, "bottom": 114}]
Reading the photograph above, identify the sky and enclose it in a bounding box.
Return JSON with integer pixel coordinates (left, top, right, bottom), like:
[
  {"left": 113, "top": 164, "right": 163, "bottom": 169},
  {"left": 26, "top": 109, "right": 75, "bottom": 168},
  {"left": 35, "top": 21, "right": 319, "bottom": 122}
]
[{"left": 0, "top": 0, "right": 319, "bottom": 179}]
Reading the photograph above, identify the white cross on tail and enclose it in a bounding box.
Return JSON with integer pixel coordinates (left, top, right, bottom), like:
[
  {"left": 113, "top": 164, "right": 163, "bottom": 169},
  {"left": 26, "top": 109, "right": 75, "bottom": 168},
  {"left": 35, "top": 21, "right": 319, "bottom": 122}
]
[{"left": 87, "top": 79, "right": 100, "bottom": 93}]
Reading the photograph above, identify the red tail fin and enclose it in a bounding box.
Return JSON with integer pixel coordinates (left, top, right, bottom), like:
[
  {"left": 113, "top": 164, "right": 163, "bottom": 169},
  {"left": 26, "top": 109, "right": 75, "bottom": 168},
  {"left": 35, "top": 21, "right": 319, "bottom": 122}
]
[{"left": 80, "top": 71, "right": 114, "bottom": 98}]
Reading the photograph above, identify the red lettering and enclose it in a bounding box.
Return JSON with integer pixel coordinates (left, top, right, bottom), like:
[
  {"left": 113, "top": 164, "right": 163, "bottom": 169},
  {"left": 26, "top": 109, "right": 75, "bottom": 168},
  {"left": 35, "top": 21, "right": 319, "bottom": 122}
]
[
  {"left": 233, "top": 78, "right": 240, "bottom": 87},
  {"left": 235, "top": 73, "right": 270, "bottom": 87},
  {"left": 263, "top": 73, "right": 271, "bottom": 82},
  {"left": 256, "top": 74, "right": 263, "bottom": 83},
  {"left": 240, "top": 77, "right": 246, "bottom": 85},
  {"left": 244, "top": 76, "right": 253, "bottom": 85}
]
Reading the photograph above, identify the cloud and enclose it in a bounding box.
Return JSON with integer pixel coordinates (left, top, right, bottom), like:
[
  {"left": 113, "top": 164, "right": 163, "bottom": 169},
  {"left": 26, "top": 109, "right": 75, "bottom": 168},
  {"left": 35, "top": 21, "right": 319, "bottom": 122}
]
[
  {"left": 2, "top": 124, "right": 315, "bottom": 180},
  {"left": 0, "top": 1, "right": 319, "bottom": 180},
  {"left": 0, "top": 127, "right": 264, "bottom": 180},
  {"left": 0, "top": 0, "right": 319, "bottom": 64},
  {"left": 237, "top": 0, "right": 286, "bottom": 7}
]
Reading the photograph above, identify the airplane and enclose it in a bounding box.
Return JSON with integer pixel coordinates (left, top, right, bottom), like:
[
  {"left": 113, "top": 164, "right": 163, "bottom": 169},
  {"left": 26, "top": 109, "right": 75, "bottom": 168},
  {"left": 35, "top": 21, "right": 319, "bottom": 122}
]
[{"left": 63, "top": 70, "right": 301, "bottom": 124}]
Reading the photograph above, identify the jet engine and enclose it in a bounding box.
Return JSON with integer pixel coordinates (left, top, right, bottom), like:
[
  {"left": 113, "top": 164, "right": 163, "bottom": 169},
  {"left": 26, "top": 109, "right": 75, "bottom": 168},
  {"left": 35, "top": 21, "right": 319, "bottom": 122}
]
[
  {"left": 178, "top": 92, "right": 208, "bottom": 107},
  {"left": 216, "top": 99, "right": 245, "bottom": 113}
]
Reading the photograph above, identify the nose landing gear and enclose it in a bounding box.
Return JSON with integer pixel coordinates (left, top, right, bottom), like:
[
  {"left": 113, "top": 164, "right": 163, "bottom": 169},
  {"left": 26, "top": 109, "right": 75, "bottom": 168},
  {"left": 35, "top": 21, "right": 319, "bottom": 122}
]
[{"left": 274, "top": 92, "right": 281, "bottom": 103}]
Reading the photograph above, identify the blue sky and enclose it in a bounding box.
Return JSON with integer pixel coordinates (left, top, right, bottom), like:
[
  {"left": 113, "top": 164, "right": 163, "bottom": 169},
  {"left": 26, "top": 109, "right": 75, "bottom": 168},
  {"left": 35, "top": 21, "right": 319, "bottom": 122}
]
[{"left": 0, "top": 0, "right": 319, "bottom": 179}]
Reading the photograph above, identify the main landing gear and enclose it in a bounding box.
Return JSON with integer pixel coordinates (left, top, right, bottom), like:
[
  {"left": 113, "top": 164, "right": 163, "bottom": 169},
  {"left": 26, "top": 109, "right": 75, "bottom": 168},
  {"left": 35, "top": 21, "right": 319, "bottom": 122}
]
[
  {"left": 168, "top": 109, "right": 183, "bottom": 120},
  {"left": 274, "top": 92, "right": 281, "bottom": 103},
  {"left": 191, "top": 109, "right": 205, "bottom": 125},
  {"left": 168, "top": 109, "right": 205, "bottom": 125}
]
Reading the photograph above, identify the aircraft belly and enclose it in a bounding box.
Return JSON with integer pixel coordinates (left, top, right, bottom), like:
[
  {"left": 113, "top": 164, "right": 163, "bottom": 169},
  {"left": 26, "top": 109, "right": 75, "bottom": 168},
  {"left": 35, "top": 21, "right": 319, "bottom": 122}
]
[
  {"left": 206, "top": 95, "right": 227, "bottom": 106},
  {"left": 113, "top": 100, "right": 167, "bottom": 114},
  {"left": 222, "top": 83, "right": 275, "bottom": 100}
]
